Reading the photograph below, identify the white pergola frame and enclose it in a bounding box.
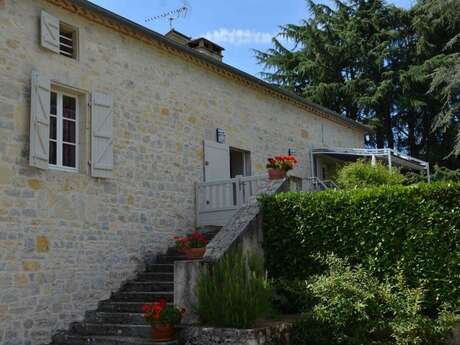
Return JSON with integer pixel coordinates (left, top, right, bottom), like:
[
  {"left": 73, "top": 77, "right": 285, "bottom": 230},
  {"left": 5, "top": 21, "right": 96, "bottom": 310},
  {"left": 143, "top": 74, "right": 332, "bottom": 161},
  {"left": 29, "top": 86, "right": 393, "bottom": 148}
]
[{"left": 311, "top": 147, "right": 431, "bottom": 182}]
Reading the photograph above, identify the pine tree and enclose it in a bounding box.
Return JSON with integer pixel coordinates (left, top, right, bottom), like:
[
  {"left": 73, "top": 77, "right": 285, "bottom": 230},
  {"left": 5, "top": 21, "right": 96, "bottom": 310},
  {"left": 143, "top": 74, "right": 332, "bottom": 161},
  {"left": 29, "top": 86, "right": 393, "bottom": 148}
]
[{"left": 256, "top": 0, "right": 460, "bottom": 167}]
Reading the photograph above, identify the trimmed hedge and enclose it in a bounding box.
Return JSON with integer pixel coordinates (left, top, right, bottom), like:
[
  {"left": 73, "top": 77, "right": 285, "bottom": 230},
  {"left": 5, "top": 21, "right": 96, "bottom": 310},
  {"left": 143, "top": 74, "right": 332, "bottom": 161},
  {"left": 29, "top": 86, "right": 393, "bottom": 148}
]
[{"left": 261, "top": 182, "right": 460, "bottom": 310}]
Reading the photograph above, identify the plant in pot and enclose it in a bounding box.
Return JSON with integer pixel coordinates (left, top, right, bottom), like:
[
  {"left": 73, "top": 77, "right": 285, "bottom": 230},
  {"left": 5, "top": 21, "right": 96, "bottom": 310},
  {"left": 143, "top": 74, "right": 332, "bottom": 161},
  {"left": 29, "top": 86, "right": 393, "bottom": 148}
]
[
  {"left": 174, "top": 231, "right": 208, "bottom": 259},
  {"left": 266, "top": 155, "right": 298, "bottom": 179},
  {"left": 143, "top": 299, "right": 184, "bottom": 341}
]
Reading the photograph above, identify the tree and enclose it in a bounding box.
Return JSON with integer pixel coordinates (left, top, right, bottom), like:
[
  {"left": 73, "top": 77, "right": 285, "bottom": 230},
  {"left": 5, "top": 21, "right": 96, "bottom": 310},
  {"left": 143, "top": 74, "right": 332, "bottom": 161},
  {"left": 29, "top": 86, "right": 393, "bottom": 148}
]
[
  {"left": 256, "top": 0, "right": 460, "bottom": 167},
  {"left": 417, "top": 0, "right": 460, "bottom": 156}
]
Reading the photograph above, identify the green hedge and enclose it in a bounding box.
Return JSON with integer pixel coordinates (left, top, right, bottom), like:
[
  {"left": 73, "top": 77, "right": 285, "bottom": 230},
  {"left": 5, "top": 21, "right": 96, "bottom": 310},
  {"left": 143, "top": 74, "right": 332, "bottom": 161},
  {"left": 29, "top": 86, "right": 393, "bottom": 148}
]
[{"left": 261, "top": 182, "right": 460, "bottom": 310}]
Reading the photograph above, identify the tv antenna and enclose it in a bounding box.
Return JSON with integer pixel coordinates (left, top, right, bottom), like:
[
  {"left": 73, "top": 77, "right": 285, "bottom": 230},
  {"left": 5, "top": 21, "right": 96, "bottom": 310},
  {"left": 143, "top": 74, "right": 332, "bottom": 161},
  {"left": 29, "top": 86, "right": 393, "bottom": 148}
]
[{"left": 145, "top": 1, "right": 191, "bottom": 29}]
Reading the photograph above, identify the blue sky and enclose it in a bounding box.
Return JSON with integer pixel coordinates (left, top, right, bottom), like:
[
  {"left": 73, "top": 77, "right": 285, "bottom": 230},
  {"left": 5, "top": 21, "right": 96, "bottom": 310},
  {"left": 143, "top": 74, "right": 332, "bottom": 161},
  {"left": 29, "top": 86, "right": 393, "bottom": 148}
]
[{"left": 90, "top": 0, "right": 415, "bottom": 77}]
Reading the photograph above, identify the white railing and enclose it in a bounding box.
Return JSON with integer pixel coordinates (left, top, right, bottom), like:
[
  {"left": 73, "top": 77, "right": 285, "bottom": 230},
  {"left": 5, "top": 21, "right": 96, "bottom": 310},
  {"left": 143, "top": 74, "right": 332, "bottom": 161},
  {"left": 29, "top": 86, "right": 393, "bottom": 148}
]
[
  {"left": 195, "top": 175, "right": 270, "bottom": 227},
  {"left": 196, "top": 175, "right": 336, "bottom": 226}
]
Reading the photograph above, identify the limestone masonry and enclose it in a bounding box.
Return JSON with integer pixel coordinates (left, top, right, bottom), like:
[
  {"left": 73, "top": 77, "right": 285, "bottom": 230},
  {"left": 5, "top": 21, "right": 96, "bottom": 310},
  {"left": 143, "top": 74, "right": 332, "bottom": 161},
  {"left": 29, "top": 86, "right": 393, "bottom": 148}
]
[{"left": 0, "top": 0, "right": 366, "bottom": 344}]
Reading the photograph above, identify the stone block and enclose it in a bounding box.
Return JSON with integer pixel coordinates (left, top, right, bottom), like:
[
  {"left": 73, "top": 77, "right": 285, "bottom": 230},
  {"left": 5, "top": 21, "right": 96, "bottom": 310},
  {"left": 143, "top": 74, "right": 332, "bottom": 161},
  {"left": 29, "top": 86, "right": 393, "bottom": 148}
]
[
  {"left": 36, "top": 235, "right": 49, "bottom": 253},
  {"left": 22, "top": 261, "right": 40, "bottom": 272}
]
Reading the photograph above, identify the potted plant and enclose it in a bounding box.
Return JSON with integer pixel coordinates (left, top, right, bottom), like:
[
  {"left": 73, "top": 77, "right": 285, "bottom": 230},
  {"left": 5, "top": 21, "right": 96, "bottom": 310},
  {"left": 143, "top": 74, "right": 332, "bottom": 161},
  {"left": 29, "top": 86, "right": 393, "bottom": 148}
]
[
  {"left": 174, "top": 231, "right": 208, "bottom": 259},
  {"left": 143, "top": 299, "right": 184, "bottom": 341},
  {"left": 266, "top": 155, "right": 298, "bottom": 179}
]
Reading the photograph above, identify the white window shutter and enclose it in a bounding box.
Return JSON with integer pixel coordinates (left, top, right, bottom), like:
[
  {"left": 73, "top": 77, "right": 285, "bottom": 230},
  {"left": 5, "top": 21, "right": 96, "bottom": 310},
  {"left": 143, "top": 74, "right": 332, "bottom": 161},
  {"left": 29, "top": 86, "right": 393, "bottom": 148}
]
[
  {"left": 41, "top": 10, "right": 60, "bottom": 53},
  {"left": 29, "top": 70, "right": 50, "bottom": 169},
  {"left": 91, "top": 91, "right": 113, "bottom": 178}
]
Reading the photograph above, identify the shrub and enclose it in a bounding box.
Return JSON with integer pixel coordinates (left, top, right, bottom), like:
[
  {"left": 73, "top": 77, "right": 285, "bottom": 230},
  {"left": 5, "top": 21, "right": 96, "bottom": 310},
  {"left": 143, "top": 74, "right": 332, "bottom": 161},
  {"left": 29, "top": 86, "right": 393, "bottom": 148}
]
[
  {"left": 196, "top": 250, "right": 272, "bottom": 329},
  {"left": 405, "top": 165, "right": 460, "bottom": 185},
  {"left": 297, "top": 255, "right": 459, "bottom": 345},
  {"left": 261, "top": 182, "right": 460, "bottom": 311},
  {"left": 290, "top": 313, "right": 336, "bottom": 345},
  {"left": 336, "top": 160, "right": 404, "bottom": 189}
]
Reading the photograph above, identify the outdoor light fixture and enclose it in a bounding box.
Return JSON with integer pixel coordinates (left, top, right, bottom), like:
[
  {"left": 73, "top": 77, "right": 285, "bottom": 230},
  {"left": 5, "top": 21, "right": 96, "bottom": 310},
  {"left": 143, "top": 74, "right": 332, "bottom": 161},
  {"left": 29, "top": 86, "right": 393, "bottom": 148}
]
[
  {"left": 364, "top": 134, "right": 371, "bottom": 145},
  {"left": 288, "top": 148, "right": 296, "bottom": 156},
  {"left": 216, "top": 128, "right": 226, "bottom": 144}
]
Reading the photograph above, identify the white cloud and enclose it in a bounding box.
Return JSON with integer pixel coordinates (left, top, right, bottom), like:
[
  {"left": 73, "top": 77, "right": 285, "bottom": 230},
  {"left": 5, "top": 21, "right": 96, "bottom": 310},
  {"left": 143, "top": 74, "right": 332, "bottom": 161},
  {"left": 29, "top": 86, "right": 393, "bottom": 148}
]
[{"left": 204, "top": 28, "right": 275, "bottom": 45}]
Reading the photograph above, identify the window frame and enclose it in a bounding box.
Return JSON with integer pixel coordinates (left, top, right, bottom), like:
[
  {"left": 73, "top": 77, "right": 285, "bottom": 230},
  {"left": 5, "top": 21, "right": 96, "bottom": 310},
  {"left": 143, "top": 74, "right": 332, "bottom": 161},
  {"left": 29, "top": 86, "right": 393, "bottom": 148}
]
[
  {"left": 58, "top": 22, "right": 78, "bottom": 60},
  {"left": 49, "top": 89, "right": 79, "bottom": 172}
]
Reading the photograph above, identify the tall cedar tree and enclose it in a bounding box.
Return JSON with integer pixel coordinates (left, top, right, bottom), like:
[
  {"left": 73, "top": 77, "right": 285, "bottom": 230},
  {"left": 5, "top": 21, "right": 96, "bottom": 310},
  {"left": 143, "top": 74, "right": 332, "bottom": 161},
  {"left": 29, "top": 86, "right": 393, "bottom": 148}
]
[{"left": 256, "top": 0, "right": 460, "bottom": 167}]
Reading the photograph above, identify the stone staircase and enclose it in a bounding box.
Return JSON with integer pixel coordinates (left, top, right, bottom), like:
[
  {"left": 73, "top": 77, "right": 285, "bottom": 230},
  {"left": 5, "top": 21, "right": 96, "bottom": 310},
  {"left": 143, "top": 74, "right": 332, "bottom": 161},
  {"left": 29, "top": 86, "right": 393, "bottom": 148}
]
[{"left": 49, "top": 227, "right": 220, "bottom": 345}]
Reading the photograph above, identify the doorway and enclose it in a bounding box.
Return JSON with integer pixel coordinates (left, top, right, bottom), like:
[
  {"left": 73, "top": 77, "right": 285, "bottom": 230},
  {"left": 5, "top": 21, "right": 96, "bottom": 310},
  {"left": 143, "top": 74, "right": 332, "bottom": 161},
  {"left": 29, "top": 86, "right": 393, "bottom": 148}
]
[{"left": 230, "top": 148, "right": 251, "bottom": 178}]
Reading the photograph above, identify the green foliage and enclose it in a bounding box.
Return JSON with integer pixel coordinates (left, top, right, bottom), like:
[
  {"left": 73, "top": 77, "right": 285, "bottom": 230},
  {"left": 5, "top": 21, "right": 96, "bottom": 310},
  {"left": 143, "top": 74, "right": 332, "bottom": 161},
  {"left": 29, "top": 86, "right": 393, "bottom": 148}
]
[
  {"left": 336, "top": 160, "right": 405, "bottom": 189},
  {"left": 290, "top": 255, "right": 459, "bottom": 345},
  {"left": 196, "top": 250, "right": 273, "bottom": 329},
  {"left": 261, "top": 182, "right": 460, "bottom": 311},
  {"left": 272, "top": 279, "right": 313, "bottom": 314},
  {"left": 405, "top": 165, "right": 460, "bottom": 184},
  {"left": 290, "top": 313, "right": 336, "bottom": 345},
  {"left": 256, "top": 0, "right": 460, "bottom": 166}
]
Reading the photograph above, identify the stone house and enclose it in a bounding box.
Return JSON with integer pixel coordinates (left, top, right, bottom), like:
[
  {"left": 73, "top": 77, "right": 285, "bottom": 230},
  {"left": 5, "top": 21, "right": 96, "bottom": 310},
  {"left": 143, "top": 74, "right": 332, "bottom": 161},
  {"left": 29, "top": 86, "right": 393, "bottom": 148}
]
[{"left": 0, "top": 0, "right": 370, "bottom": 344}]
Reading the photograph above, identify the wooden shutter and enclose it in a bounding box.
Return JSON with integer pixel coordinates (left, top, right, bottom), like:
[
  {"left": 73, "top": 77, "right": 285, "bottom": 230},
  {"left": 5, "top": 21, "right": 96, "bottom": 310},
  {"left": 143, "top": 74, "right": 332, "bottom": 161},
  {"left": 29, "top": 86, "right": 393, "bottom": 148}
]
[
  {"left": 204, "top": 140, "right": 230, "bottom": 182},
  {"left": 91, "top": 91, "right": 113, "bottom": 178},
  {"left": 41, "top": 10, "right": 60, "bottom": 53},
  {"left": 29, "top": 70, "right": 50, "bottom": 169}
]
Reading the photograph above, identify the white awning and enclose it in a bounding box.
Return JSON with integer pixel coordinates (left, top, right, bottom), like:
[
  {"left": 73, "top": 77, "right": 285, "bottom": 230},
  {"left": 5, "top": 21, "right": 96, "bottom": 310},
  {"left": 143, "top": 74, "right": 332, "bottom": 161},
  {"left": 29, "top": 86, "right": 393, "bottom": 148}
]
[{"left": 312, "top": 147, "right": 430, "bottom": 181}]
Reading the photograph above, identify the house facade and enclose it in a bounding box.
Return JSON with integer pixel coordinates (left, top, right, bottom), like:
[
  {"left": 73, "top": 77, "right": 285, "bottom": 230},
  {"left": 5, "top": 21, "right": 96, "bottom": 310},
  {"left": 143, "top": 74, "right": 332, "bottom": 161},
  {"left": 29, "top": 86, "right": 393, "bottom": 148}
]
[{"left": 0, "top": 0, "right": 368, "bottom": 344}]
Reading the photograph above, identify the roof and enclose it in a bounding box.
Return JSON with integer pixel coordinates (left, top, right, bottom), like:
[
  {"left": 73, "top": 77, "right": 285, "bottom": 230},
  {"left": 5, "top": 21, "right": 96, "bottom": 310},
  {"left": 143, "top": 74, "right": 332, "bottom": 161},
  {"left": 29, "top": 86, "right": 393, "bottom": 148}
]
[
  {"left": 48, "top": 0, "right": 371, "bottom": 132},
  {"left": 312, "top": 147, "right": 429, "bottom": 171}
]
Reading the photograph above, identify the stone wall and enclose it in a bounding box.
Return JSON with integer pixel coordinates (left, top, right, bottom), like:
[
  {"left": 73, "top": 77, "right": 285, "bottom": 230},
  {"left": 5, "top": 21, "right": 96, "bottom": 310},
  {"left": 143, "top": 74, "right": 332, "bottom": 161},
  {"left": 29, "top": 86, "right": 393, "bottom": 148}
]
[
  {"left": 180, "top": 322, "right": 291, "bottom": 345},
  {"left": 0, "top": 1, "right": 365, "bottom": 344}
]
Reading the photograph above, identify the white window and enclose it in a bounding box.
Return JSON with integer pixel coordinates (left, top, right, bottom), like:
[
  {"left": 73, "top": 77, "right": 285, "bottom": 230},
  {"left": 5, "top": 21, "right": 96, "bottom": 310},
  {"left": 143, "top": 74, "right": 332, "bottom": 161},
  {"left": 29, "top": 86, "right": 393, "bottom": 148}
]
[
  {"left": 49, "top": 90, "right": 79, "bottom": 171},
  {"left": 30, "top": 71, "right": 113, "bottom": 177}
]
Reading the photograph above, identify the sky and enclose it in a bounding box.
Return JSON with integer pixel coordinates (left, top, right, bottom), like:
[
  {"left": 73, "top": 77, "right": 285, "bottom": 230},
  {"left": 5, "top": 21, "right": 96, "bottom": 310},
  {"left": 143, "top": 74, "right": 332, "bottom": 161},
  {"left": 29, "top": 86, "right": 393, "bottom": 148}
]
[{"left": 90, "top": 0, "right": 416, "bottom": 77}]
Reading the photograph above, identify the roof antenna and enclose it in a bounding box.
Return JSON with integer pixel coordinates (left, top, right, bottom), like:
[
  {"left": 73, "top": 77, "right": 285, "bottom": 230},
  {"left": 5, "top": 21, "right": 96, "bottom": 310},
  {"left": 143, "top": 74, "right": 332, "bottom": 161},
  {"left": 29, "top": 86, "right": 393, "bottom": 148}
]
[{"left": 145, "top": 1, "right": 191, "bottom": 29}]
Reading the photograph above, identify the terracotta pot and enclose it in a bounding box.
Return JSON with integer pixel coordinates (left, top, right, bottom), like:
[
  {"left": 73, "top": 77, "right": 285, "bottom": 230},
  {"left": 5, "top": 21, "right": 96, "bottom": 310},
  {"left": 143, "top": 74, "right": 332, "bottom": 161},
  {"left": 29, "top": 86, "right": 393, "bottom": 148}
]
[
  {"left": 151, "top": 322, "right": 175, "bottom": 342},
  {"left": 268, "top": 168, "right": 287, "bottom": 180},
  {"left": 183, "top": 247, "right": 206, "bottom": 259}
]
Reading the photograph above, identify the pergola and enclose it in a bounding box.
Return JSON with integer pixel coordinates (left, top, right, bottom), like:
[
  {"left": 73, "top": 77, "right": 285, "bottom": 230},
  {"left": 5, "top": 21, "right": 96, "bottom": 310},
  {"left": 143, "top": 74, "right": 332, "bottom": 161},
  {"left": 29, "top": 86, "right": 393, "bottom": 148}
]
[{"left": 312, "top": 147, "right": 431, "bottom": 182}]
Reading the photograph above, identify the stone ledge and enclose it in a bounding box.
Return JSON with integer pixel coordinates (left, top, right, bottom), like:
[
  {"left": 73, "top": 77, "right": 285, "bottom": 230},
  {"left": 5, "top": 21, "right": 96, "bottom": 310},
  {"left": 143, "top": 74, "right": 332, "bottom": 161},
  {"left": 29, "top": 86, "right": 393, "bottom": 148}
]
[{"left": 179, "top": 320, "right": 291, "bottom": 345}]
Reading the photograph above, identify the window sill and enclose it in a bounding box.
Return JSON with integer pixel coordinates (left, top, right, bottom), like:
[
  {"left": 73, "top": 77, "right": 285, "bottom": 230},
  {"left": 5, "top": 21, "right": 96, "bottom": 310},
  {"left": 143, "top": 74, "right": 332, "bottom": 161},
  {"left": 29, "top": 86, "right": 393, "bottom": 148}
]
[{"left": 48, "top": 165, "right": 79, "bottom": 173}]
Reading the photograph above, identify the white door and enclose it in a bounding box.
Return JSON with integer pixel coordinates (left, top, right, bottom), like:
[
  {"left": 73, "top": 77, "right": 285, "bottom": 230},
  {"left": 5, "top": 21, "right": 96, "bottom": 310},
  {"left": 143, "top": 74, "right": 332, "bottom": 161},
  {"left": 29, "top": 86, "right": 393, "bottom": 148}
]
[{"left": 204, "top": 140, "right": 230, "bottom": 182}]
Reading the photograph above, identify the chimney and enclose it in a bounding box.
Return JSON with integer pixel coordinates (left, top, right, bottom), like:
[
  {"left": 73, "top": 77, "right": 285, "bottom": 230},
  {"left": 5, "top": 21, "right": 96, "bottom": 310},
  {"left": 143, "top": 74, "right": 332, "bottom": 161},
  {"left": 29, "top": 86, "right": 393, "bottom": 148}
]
[
  {"left": 164, "top": 29, "right": 224, "bottom": 61},
  {"left": 187, "top": 38, "right": 224, "bottom": 61},
  {"left": 165, "top": 29, "right": 192, "bottom": 45}
]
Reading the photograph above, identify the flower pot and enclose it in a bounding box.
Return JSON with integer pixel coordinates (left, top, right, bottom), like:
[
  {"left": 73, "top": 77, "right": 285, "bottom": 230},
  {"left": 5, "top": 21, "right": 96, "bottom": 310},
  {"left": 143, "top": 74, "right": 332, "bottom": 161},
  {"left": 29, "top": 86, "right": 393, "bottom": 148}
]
[
  {"left": 183, "top": 247, "right": 206, "bottom": 259},
  {"left": 151, "top": 322, "right": 175, "bottom": 342},
  {"left": 268, "top": 168, "right": 286, "bottom": 180}
]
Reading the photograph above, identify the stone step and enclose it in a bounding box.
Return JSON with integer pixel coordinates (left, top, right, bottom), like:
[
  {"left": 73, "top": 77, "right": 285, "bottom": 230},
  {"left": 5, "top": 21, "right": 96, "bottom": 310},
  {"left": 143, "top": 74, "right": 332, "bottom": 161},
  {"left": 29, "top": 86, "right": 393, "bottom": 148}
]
[
  {"left": 85, "top": 311, "right": 148, "bottom": 325},
  {"left": 135, "top": 272, "right": 174, "bottom": 282},
  {"left": 98, "top": 302, "right": 153, "bottom": 313},
  {"left": 122, "top": 281, "right": 174, "bottom": 293},
  {"left": 71, "top": 322, "right": 153, "bottom": 338},
  {"left": 156, "top": 254, "right": 187, "bottom": 264},
  {"left": 52, "top": 332, "right": 178, "bottom": 345},
  {"left": 111, "top": 291, "right": 174, "bottom": 303},
  {"left": 144, "top": 264, "right": 174, "bottom": 273}
]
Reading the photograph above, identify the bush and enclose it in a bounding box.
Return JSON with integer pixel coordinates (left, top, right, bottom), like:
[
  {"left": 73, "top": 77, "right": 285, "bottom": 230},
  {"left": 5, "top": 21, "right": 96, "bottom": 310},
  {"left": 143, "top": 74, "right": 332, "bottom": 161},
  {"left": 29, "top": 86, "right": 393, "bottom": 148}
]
[
  {"left": 290, "top": 313, "right": 336, "bottom": 345},
  {"left": 405, "top": 165, "right": 460, "bottom": 185},
  {"left": 336, "top": 160, "right": 404, "bottom": 189},
  {"left": 290, "top": 255, "right": 459, "bottom": 345},
  {"left": 261, "top": 182, "right": 460, "bottom": 311},
  {"left": 196, "top": 250, "right": 273, "bottom": 329}
]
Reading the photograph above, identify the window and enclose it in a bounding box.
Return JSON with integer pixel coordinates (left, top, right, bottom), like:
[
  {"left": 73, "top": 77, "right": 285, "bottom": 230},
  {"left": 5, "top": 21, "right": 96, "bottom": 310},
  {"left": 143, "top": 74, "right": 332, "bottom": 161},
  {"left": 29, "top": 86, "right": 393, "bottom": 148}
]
[
  {"left": 59, "top": 23, "right": 77, "bottom": 59},
  {"left": 49, "top": 90, "right": 78, "bottom": 171},
  {"left": 40, "top": 11, "right": 78, "bottom": 59}
]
